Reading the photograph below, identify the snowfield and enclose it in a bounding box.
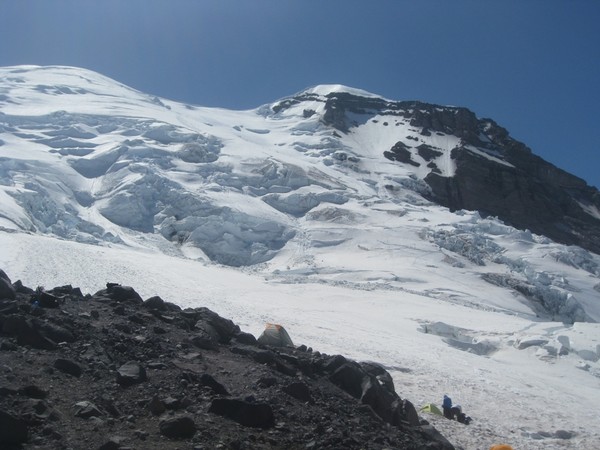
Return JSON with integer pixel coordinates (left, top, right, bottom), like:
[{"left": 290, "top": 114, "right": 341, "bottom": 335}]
[{"left": 1, "top": 65, "right": 600, "bottom": 449}]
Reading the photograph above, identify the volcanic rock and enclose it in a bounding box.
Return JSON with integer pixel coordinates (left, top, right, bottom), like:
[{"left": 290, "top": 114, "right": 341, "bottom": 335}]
[
  {"left": 0, "top": 269, "right": 455, "bottom": 449},
  {"left": 159, "top": 415, "right": 197, "bottom": 439},
  {"left": 0, "top": 409, "right": 28, "bottom": 444},
  {"left": 116, "top": 361, "right": 147, "bottom": 386},
  {"left": 54, "top": 358, "right": 82, "bottom": 377},
  {"left": 0, "top": 270, "right": 16, "bottom": 300},
  {"left": 208, "top": 398, "right": 275, "bottom": 429}
]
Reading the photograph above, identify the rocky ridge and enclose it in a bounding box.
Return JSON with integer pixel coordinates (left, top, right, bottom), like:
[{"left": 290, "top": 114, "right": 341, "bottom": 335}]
[
  {"left": 275, "top": 90, "right": 600, "bottom": 255},
  {"left": 0, "top": 269, "right": 453, "bottom": 449}
]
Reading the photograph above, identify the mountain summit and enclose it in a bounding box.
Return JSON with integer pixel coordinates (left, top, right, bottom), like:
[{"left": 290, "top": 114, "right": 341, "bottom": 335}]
[{"left": 1, "top": 65, "right": 599, "bottom": 323}]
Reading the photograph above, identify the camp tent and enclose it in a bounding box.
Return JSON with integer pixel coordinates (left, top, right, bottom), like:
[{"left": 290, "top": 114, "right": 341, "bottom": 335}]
[
  {"left": 420, "top": 403, "right": 443, "bottom": 416},
  {"left": 489, "top": 446, "right": 513, "bottom": 450},
  {"left": 257, "top": 323, "right": 294, "bottom": 347}
]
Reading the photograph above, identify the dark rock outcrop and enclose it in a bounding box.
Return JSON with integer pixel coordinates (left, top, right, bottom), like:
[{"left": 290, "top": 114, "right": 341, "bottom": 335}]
[
  {"left": 384, "top": 141, "right": 420, "bottom": 167},
  {"left": 0, "top": 270, "right": 454, "bottom": 449},
  {"left": 425, "top": 146, "right": 600, "bottom": 254},
  {"left": 0, "top": 270, "right": 16, "bottom": 300},
  {"left": 301, "top": 89, "right": 600, "bottom": 255}
]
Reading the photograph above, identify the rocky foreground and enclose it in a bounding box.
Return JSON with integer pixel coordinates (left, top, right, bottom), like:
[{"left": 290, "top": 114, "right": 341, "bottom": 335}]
[{"left": 0, "top": 269, "right": 453, "bottom": 449}]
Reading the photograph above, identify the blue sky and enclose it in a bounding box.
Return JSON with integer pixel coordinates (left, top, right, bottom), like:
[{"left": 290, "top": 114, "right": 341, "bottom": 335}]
[{"left": 1, "top": 0, "right": 599, "bottom": 188}]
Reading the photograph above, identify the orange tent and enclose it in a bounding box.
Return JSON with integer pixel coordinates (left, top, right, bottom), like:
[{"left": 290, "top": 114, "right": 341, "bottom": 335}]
[{"left": 257, "top": 323, "right": 294, "bottom": 347}]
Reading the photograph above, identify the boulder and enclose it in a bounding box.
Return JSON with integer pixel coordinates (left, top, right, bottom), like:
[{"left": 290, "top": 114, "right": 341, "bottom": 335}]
[
  {"left": 143, "top": 295, "right": 166, "bottom": 310},
  {"left": 360, "top": 375, "right": 397, "bottom": 423},
  {"left": 54, "top": 358, "right": 82, "bottom": 377},
  {"left": 361, "top": 362, "right": 396, "bottom": 394},
  {"left": 116, "top": 361, "right": 147, "bottom": 386},
  {"left": 0, "top": 271, "right": 16, "bottom": 300},
  {"left": 234, "top": 331, "right": 257, "bottom": 345},
  {"left": 74, "top": 401, "right": 103, "bottom": 419},
  {"left": 196, "top": 307, "right": 240, "bottom": 343},
  {"left": 0, "top": 409, "right": 28, "bottom": 444},
  {"left": 200, "top": 373, "right": 229, "bottom": 396},
  {"left": 209, "top": 398, "right": 274, "bottom": 428},
  {"left": 48, "top": 284, "right": 83, "bottom": 298},
  {"left": 38, "top": 291, "right": 60, "bottom": 308},
  {"left": 329, "top": 362, "right": 366, "bottom": 399},
  {"left": 0, "top": 269, "right": 11, "bottom": 283},
  {"left": 282, "top": 381, "right": 312, "bottom": 403},
  {"left": 2, "top": 315, "right": 57, "bottom": 350},
  {"left": 159, "top": 415, "right": 196, "bottom": 439},
  {"left": 148, "top": 395, "right": 166, "bottom": 416},
  {"left": 163, "top": 396, "right": 182, "bottom": 410},
  {"left": 322, "top": 354, "right": 347, "bottom": 373},
  {"left": 401, "top": 399, "right": 420, "bottom": 427},
  {"left": 96, "top": 284, "right": 143, "bottom": 304},
  {"left": 12, "top": 279, "right": 35, "bottom": 295}
]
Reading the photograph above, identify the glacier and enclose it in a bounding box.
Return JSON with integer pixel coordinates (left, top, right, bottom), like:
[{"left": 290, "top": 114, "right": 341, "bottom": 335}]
[{"left": 1, "top": 65, "right": 600, "bottom": 448}]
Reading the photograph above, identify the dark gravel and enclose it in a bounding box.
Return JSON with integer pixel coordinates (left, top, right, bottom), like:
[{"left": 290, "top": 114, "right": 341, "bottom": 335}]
[{"left": 0, "top": 269, "right": 454, "bottom": 449}]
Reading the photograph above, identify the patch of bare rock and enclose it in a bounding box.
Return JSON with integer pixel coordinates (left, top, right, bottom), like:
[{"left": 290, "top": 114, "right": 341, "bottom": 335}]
[{"left": 0, "top": 269, "right": 453, "bottom": 449}]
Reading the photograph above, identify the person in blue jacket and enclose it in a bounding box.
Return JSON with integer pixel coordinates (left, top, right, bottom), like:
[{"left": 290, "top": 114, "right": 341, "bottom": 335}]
[{"left": 442, "top": 394, "right": 452, "bottom": 419}]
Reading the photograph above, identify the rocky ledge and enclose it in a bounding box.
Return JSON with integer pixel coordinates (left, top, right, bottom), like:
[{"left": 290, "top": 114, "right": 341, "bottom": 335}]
[{"left": 0, "top": 269, "right": 453, "bottom": 449}]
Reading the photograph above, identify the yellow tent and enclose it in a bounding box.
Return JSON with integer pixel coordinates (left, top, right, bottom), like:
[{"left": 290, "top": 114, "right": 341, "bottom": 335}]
[
  {"left": 420, "top": 403, "right": 443, "bottom": 415},
  {"left": 490, "top": 445, "right": 513, "bottom": 450}
]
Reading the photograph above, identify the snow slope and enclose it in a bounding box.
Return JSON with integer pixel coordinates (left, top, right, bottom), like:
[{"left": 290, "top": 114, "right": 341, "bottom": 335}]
[{"left": 1, "top": 66, "right": 600, "bottom": 449}]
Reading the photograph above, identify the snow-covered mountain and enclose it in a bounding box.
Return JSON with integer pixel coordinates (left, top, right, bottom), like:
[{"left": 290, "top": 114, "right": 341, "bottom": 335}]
[{"left": 1, "top": 65, "right": 600, "bottom": 448}]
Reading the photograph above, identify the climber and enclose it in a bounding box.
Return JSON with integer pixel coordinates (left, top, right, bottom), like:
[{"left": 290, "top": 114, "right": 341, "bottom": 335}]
[
  {"left": 450, "top": 404, "right": 472, "bottom": 425},
  {"left": 442, "top": 394, "right": 452, "bottom": 419}
]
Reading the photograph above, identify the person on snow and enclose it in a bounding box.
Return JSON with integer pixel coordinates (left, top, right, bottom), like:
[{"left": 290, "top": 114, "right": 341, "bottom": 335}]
[
  {"left": 450, "top": 404, "right": 461, "bottom": 420},
  {"left": 442, "top": 394, "right": 452, "bottom": 419},
  {"left": 450, "top": 404, "right": 472, "bottom": 425}
]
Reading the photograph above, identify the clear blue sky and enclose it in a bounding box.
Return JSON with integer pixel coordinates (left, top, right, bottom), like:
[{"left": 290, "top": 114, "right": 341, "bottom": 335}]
[{"left": 1, "top": 0, "right": 599, "bottom": 188}]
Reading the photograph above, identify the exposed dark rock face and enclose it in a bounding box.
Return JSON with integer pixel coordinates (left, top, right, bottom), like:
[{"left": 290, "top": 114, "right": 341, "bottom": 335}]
[
  {"left": 285, "top": 90, "right": 600, "bottom": 255},
  {"left": 0, "top": 270, "right": 454, "bottom": 449},
  {"left": 384, "top": 141, "right": 420, "bottom": 167},
  {"left": 425, "top": 147, "right": 600, "bottom": 254},
  {"left": 417, "top": 144, "right": 444, "bottom": 162},
  {"left": 315, "top": 91, "right": 481, "bottom": 143}
]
